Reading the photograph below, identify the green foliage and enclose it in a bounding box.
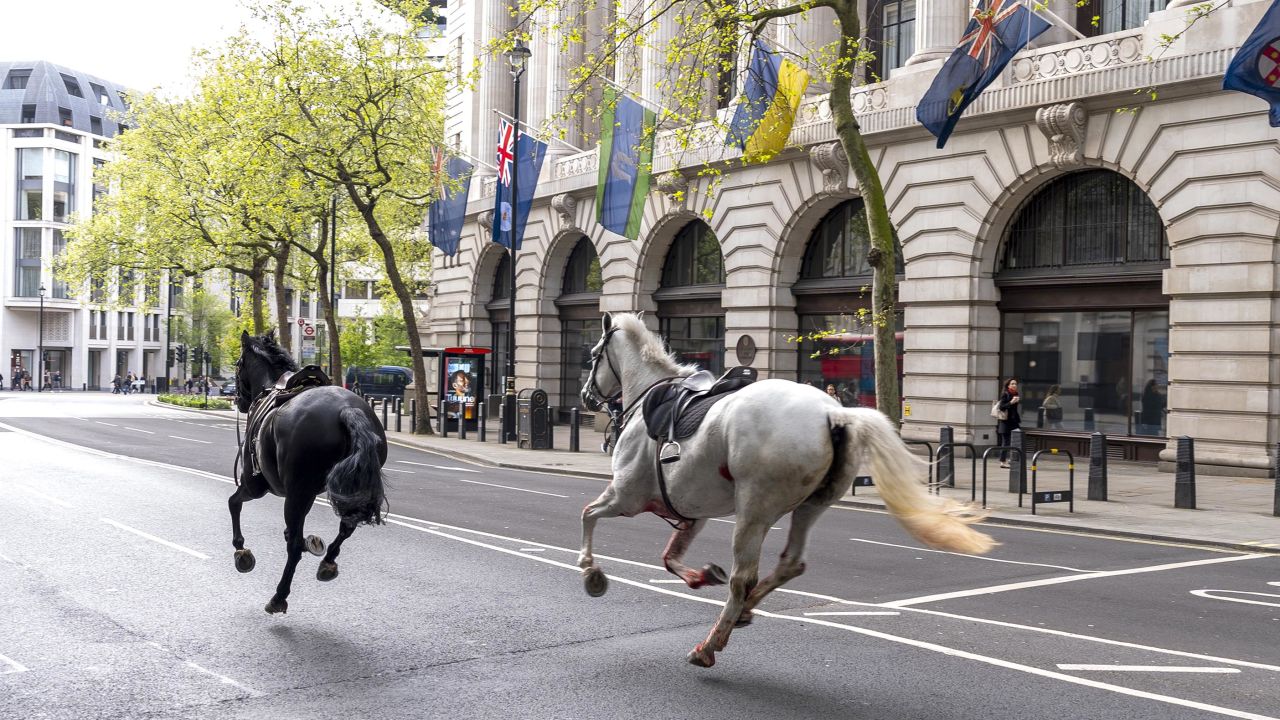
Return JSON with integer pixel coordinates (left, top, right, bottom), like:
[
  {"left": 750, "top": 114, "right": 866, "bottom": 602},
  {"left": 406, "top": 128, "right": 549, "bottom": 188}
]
[
  {"left": 158, "top": 394, "right": 232, "bottom": 410},
  {"left": 339, "top": 296, "right": 412, "bottom": 369}
]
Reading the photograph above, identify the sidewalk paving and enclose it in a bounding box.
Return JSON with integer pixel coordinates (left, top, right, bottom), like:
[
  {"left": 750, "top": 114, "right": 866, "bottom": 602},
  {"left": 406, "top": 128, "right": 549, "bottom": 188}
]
[{"left": 384, "top": 415, "right": 1279, "bottom": 554}]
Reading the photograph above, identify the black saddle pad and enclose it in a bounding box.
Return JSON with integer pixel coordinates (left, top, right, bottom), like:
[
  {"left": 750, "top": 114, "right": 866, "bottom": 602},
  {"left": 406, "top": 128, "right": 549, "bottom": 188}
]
[{"left": 643, "top": 367, "right": 757, "bottom": 441}]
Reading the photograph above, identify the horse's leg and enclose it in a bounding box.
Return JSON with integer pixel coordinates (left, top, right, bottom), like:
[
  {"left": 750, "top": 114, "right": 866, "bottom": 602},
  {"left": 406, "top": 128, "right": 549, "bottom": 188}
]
[
  {"left": 316, "top": 521, "right": 356, "bottom": 582},
  {"left": 264, "top": 492, "right": 316, "bottom": 615},
  {"left": 687, "top": 515, "right": 773, "bottom": 668},
  {"left": 662, "top": 519, "right": 726, "bottom": 589},
  {"left": 228, "top": 475, "right": 270, "bottom": 573},
  {"left": 578, "top": 489, "right": 623, "bottom": 597}
]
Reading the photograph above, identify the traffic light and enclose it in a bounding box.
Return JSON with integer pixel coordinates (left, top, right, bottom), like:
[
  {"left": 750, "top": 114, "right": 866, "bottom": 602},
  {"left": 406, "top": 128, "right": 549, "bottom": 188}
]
[
  {"left": 176, "top": 345, "right": 187, "bottom": 363},
  {"left": 167, "top": 348, "right": 175, "bottom": 366},
  {"left": 203, "top": 350, "right": 212, "bottom": 366}
]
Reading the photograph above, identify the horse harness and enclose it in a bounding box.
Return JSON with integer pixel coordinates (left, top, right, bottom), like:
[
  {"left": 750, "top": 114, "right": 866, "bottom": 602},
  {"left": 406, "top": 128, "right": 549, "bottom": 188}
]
[{"left": 237, "top": 365, "right": 331, "bottom": 484}]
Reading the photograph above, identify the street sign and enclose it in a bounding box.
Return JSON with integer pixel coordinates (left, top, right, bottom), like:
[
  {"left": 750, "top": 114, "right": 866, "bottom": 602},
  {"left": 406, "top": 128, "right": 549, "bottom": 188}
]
[
  {"left": 297, "top": 317, "right": 305, "bottom": 326},
  {"left": 303, "top": 325, "right": 315, "bottom": 337}
]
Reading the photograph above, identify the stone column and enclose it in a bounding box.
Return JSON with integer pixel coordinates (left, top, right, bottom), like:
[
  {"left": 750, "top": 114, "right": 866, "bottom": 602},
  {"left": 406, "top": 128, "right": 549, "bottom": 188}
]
[
  {"left": 905, "top": 0, "right": 969, "bottom": 66},
  {"left": 477, "top": 2, "right": 516, "bottom": 178},
  {"left": 641, "top": 6, "right": 681, "bottom": 112},
  {"left": 778, "top": 4, "right": 838, "bottom": 93},
  {"left": 1030, "top": 0, "right": 1079, "bottom": 48},
  {"left": 545, "top": 0, "right": 585, "bottom": 157}
]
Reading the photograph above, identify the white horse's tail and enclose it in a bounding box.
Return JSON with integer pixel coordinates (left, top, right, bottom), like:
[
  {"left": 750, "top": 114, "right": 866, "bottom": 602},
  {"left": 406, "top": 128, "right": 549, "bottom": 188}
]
[{"left": 830, "top": 408, "right": 996, "bottom": 555}]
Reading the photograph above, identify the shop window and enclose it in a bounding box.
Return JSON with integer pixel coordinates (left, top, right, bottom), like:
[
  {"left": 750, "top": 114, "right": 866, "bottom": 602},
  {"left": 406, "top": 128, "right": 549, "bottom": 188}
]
[
  {"left": 796, "top": 313, "right": 904, "bottom": 409},
  {"left": 659, "top": 316, "right": 726, "bottom": 375},
  {"left": 562, "top": 237, "right": 602, "bottom": 295},
  {"left": 661, "top": 221, "right": 723, "bottom": 287}
]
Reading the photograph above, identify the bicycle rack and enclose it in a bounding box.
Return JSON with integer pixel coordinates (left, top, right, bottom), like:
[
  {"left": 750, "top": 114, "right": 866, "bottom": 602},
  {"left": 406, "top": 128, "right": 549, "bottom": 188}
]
[
  {"left": 937, "top": 442, "right": 976, "bottom": 496},
  {"left": 1021, "top": 448, "right": 1076, "bottom": 514},
  {"left": 978, "top": 446, "right": 1025, "bottom": 508},
  {"left": 903, "top": 440, "right": 935, "bottom": 488}
]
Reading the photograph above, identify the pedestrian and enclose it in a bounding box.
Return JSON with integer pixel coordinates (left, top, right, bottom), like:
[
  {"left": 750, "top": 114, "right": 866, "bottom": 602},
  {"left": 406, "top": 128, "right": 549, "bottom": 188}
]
[
  {"left": 112, "top": 374, "right": 122, "bottom": 394},
  {"left": 138, "top": 374, "right": 147, "bottom": 394},
  {"left": 1040, "top": 384, "right": 1063, "bottom": 430},
  {"left": 52, "top": 370, "right": 62, "bottom": 390},
  {"left": 824, "top": 384, "right": 841, "bottom": 405},
  {"left": 1139, "top": 379, "right": 1166, "bottom": 436},
  {"left": 22, "top": 371, "right": 31, "bottom": 391},
  {"left": 186, "top": 377, "right": 193, "bottom": 394},
  {"left": 994, "top": 378, "right": 1021, "bottom": 468}
]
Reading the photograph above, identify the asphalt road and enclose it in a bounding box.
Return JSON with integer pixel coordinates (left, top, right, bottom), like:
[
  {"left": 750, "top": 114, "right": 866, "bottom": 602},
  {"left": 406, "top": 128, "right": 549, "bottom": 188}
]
[{"left": 1, "top": 393, "right": 1277, "bottom": 720}]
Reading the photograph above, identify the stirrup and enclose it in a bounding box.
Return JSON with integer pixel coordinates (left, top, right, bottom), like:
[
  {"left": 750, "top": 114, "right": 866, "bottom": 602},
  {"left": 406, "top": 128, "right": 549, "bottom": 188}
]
[{"left": 659, "top": 441, "right": 682, "bottom": 464}]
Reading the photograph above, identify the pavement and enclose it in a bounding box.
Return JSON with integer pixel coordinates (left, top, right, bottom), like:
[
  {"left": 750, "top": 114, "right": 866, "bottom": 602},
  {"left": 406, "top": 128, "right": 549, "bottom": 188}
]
[{"left": 382, "top": 414, "right": 1280, "bottom": 554}]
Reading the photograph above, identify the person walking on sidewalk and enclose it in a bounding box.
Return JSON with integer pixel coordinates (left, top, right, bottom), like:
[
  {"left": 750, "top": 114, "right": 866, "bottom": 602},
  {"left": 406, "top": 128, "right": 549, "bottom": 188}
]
[{"left": 996, "top": 378, "right": 1021, "bottom": 468}]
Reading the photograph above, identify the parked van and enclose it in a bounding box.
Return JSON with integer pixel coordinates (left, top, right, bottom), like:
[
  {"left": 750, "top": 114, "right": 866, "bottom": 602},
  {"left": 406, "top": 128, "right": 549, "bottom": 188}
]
[{"left": 344, "top": 365, "right": 412, "bottom": 399}]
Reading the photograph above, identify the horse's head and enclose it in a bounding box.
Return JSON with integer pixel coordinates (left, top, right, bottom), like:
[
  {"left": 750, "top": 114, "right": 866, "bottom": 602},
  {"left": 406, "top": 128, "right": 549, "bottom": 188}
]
[
  {"left": 582, "top": 313, "right": 622, "bottom": 411},
  {"left": 236, "top": 330, "right": 298, "bottom": 412}
]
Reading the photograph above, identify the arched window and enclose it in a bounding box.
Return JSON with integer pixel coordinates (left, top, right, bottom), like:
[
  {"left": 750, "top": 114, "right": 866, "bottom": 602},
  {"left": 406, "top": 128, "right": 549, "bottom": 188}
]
[
  {"left": 561, "top": 237, "right": 602, "bottom": 295},
  {"left": 1001, "top": 170, "right": 1167, "bottom": 273},
  {"left": 486, "top": 252, "right": 512, "bottom": 398},
  {"left": 800, "top": 199, "right": 903, "bottom": 280},
  {"left": 491, "top": 253, "right": 510, "bottom": 301},
  {"left": 661, "top": 221, "right": 723, "bottom": 288},
  {"left": 557, "top": 237, "right": 603, "bottom": 410}
]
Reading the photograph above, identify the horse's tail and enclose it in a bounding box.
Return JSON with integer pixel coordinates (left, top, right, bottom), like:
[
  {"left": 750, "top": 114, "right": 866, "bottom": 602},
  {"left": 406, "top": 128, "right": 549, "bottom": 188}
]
[
  {"left": 829, "top": 407, "right": 995, "bottom": 555},
  {"left": 326, "top": 407, "right": 387, "bottom": 526}
]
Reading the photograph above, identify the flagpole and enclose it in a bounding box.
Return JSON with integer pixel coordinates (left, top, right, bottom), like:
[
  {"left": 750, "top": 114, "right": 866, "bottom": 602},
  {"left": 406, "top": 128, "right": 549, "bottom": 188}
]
[
  {"left": 491, "top": 109, "right": 585, "bottom": 153},
  {"left": 454, "top": 149, "right": 498, "bottom": 171},
  {"left": 594, "top": 74, "right": 680, "bottom": 121},
  {"left": 1019, "top": 0, "right": 1087, "bottom": 40}
]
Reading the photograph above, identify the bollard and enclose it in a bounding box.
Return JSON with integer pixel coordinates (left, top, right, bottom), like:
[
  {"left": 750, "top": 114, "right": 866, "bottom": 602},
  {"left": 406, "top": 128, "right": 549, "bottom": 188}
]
[
  {"left": 459, "top": 404, "right": 467, "bottom": 439},
  {"left": 569, "top": 407, "right": 580, "bottom": 452},
  {"left": 1084, "top": 408, "right": 1095, "bottom": 431},
  {"left": 1175, "top": 436, "right": 1196, "bottom": 509},
  {"left": 395, "top": 398, "right": 402, "bottom": 433},
  {"left": 439, "top": 395, "right": 448, "bottom": 438},
  {"left": 498, "top": 402, "right": 506, "bottom": 444},
  {"left": 938, "top": 426, "right": 955, "bottom": 488},
  {"left": 1088, "top": 432, "right": 1108, "bottom": 501},
  {"left": 1009, "top": 428, "right": 1027, "bottom": 494},
  {"left": 381, "top": 398, "right": 389, "bottom": 429},
  {"left": 410, "top": 399, "right": 417, "bottom": 434},
  {"left": 478, "top": 403, "right": 487, "bottom": 443},
  {"left": 1273, "top": 442, "right": 1280, "bottom": 518}
]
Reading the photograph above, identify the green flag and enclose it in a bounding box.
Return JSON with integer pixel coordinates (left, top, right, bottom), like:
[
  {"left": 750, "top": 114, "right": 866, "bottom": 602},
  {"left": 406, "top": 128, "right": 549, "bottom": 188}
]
[{"left": 596, "top": 86, "right": 655, "bottom": 241}]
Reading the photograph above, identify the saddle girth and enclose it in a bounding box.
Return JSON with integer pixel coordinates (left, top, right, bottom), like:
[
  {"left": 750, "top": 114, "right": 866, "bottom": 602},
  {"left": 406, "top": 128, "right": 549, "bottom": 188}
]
[{"left": 241, "top": 365, "right": 331, "bottom": 480}]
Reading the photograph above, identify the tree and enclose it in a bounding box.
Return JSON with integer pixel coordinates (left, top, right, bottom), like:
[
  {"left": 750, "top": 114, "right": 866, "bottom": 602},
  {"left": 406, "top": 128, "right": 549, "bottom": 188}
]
[{"left": 513, "top": 0, "right": 905, "bottom": 421}]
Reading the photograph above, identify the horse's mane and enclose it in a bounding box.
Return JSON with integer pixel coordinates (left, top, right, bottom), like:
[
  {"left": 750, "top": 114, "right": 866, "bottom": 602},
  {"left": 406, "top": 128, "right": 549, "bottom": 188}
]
[
  {"left": 611, "top": 313, "right": 698, "bottom": 377},
  {"left": 248, "top": 332, "right": 299, "bottom": 375}
]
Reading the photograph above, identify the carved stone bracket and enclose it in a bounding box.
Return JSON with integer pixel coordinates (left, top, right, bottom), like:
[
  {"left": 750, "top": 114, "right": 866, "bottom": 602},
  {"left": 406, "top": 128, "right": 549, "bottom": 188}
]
[
  {"left": 551, "top": 193, "right": 578, "bottom": 231},
  {"left": 655, "top": 171, "right": 689, "bottom": 208},
  {"left": 1036, "top": 102, "right": 1088, "bottom": 169},
  {"left": 477, "top": 210, "right": 494, "bottom": 243},
  {"left": 810, "top": 141, "right": 850, "bottom": 194}
]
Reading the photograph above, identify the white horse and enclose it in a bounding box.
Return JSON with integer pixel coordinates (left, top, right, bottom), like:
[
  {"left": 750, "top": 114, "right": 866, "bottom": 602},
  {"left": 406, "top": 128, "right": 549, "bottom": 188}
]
[{"left": 579, "top": 312, "right": 995, "bottom": 667}]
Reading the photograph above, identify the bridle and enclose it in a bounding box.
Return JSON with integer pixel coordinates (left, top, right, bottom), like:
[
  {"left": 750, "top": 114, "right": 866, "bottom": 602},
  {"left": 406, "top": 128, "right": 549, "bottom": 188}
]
[{"left": 583, "top": 326, "right": 623, "bottom": 414}]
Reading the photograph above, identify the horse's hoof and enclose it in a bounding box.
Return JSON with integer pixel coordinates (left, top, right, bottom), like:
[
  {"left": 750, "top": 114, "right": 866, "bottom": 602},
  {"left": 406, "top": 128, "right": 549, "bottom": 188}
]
[
  {"left": 735, "top": 610, "right": 754, "bottom": 628},
  {"left": 234, "top": 549, "right": 256, "bottom": 574},
  {"left": 264, "top": 598, "right": 288, "bottom": 615},
  {"left": 305, "top": 535, "right": 326, "bottom": 556},
  {"left": 686, "top": 644, "right": 716, "bottom": 668},
  {"left": 702, "top": 563, "right": 728, "bottom": 586},
  {"left": 583, "top": 567, "right": 609, "bottom": 597},
  {"left": 317, "top": 562, "right": 339, "bottom": 582}
]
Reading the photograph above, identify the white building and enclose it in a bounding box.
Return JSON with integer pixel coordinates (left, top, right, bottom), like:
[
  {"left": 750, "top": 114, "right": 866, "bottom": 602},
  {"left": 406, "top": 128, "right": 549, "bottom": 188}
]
[
  {"left": 424, "top": 1, "right": 1280, "bottom": 477},
  {"left": 0, "top": 60, "right": 177, "bottom": 391}
]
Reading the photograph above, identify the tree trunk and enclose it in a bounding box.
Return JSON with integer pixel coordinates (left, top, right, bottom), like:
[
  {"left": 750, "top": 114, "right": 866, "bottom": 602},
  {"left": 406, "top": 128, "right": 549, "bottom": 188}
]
[
  {"left": 831, "top": 0, "right": 900, "bottom": 424},
  {"left": 249, "top": 255, "right": 267, "bottom": 334},
  {"left": 273, "top": 242, "right": 292, "bottom": 351},
  {"left": 346, "top": 185, "right": 434, "bottom": 435},
  {"left": 307, "top": 236, "right": 343, "bottom": 385}
]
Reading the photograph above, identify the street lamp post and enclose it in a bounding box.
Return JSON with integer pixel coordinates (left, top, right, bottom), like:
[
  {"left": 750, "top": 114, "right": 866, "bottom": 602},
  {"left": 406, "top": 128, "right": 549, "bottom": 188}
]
[
  {"left": 163, "top": 275, "right": 174, "bottom": 393},
  {"left": 37, "top": 284, "right": 46, "bottom": 393},
  {"left": 503, "top": 38, "right": 531, "bottom": 443}
]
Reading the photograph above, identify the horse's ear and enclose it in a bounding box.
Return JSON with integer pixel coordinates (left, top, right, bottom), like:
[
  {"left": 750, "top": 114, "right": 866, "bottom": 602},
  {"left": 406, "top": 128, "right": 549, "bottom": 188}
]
[
  {"left": 241, "top": 330, "right": 251, "bottom": 346},
  {"left": 601, "top": 313, "right": 612, "bottom": 333},
  {"left": 265, "top": 329, "right": 276, "bottom": 344}
]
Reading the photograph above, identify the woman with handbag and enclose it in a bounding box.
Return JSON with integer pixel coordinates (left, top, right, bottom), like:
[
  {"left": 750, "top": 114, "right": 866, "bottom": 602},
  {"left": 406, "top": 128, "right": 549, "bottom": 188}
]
[
  {"left": 1041, "top": 384, "right": 1064, "bottom": 430},
  {"left": 995, "top": 378, "right": 1021, "bottom": 468}
]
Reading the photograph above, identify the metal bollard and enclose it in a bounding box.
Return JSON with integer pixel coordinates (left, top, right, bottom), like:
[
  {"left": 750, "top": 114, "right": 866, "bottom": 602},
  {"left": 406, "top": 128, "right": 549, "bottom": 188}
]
[
  {"left": 395, "top": 398, "right": 402, "bottom": 433},
  {"left": 478, "top": 403, "right": 487, "bottom": 442},
  {"left": 498, "top": 402, "right": 506, "bottom": 444},
  {"left": 439, "top": 396, "right": 448, "bottom": 438},
  {"left": 1175, "top": 436, "right": 1196, "bottom": 509},
  {"left": 1084, "top": 408, "right": 1095, "bottom": 431},
  {"left": 381, "top": 398, "right": 388, "bottom": 429},
  {"left": 569, "top": 407, "right": 580, "bottom": 452},
  {"left": 410, "top": 399, "right": 417, "bottom": 434},
  {"left": 938, "top": 426, "right": 955, "bottom": 488},
  {"left": 1009, "top": 428, "right": 1027, "bottom": 494},
  {"left": 1273, "top": 442, "right": 1280, "bottom": 518},
  {"left": 1088, "top": 432, "right": 1108, "bottom": 501}
]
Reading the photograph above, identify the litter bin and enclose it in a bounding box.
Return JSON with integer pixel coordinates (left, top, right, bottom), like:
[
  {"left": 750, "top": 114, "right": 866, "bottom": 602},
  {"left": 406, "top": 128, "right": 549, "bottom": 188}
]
[{"left": 517, "top": 388, "right": 551, "bottom": 449}]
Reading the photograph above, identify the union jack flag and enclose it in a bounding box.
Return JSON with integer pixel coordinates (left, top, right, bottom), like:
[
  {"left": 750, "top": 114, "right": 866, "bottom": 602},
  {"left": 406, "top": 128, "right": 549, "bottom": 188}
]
[
  {"left": 495, "top": 118, "right": 516, "bottom": 186},
  {"left": 959, "top": 0, "right": 1023, "bottom": 71}
]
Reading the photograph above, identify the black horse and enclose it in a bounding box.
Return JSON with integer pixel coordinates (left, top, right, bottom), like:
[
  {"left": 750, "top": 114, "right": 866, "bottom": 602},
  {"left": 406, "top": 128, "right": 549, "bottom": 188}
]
[{"left": 230, "top": 331, "right": 388, "bottom": 614}]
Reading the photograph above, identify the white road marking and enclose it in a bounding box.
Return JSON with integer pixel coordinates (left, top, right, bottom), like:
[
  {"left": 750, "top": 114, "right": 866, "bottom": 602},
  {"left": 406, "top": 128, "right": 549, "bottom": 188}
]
[
  {"left": 648, "top": 579, "right": 685, "bottom": 584},
  {"left": 711, "top": 518, "right": 781, "bottom": 530},
  {"left": 1269, "top": 582, "right": 1280, "bottom": 587},
  {"left": 96, "top": 421, "right": 118, "bottom": 427},
  {"left": 518, "top": 548, "right": 545, "bottom": 552},
  {"left": 1190, "top": 590, "right": 1280, "bottom": 608},
  {"left": 168, "top": 435, "right": 212, "bottom": 444},
  {"left": 0, "top": 653, "right": 28, "bottom": 674},
  {"left": 385, "top": 468, "right": 416, "bottom": 474},
  {"left": 385, "top": 516, "right": 1280, "bottom": 720},
  {"left": 448, "top": 478, "right": 568, "bottom": 497},
  {"left": 100, "top": 518, "right": 210, "bottom": 559},
  {"left": 1058, "top": 665, "right": 1240, "bottom": 674},
  {"left": 884, "top": 554, "right": 1272, "bottom": 607},
  {"left": 396, "top": 460, "right": 481, "bottom": 474},
  {"left": 10, "top": 485, "right": 72, "bottom": 508},
  {"left": 184, "top": 661, "right": 261, "bottom": 696},
  {"left": 123, "top": 426, "right": 155, "bottom": 434},
  {"left": 803, "top": 611, "right": 901, "bottom": 616},
  {"left": 849, "top": 538, "right": 1099, "bottom": 573}
]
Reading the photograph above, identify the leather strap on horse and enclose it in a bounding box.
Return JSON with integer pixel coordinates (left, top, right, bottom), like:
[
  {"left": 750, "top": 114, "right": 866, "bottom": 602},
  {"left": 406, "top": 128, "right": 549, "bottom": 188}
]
[{"left": 653, "top": 438, "right": 695, "bottom": 530}]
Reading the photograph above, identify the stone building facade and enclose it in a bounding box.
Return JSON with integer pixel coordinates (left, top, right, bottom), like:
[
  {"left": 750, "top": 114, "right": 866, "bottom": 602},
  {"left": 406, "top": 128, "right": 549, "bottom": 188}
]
[{"left": 425, "top": 0, "right": 1280, "bottom": 475}]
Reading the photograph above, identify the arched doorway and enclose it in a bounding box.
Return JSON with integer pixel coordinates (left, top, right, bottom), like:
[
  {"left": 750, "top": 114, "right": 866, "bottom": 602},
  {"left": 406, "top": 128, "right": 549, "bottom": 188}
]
[
  {"left": 656, "top": 221, "right": 725, "bottom": 374},
  {"left": 485, "top": 252, "right": 511, "bottom": 396},
  {"left": 792, "top": 199, "right": 903, "bottom": 408},
  {"left": 996, "top": 169, "right": 1169, "bottom": 460},
  {"left": 557, "top": 236, "right": 602, "bottom": 411}
]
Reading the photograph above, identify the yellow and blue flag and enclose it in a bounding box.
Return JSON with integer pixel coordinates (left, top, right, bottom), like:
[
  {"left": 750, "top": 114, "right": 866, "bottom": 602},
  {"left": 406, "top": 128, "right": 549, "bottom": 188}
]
[
  {"left": 493, "top": 118, "right": 547, "bottom": 251},
  {"left": 917, "top": 0, "right": 1049, "bottom": 148},
  {"left": 1223, "top": 0, "right": 1280, "bottom": 127},
  {"left": 428, "top": 147, "right": 473, "bottom": 257},
  {"left": 725, "top": 39, "right": 811, "bottom": 162},
  {"left": 596, "top": 86, "right": 655, "bottom": 241}
]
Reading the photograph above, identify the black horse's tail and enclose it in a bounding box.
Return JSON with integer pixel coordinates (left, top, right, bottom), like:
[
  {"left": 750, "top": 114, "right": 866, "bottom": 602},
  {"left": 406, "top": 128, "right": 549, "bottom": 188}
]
[{"left": 326, "top": 407, "right": 387, "bottom": 526}]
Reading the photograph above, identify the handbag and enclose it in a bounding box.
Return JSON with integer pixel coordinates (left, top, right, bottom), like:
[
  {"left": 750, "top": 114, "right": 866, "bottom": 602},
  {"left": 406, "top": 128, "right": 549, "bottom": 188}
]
[{"left": 990, "top": 399, "right": 1007, "bottom": 421}]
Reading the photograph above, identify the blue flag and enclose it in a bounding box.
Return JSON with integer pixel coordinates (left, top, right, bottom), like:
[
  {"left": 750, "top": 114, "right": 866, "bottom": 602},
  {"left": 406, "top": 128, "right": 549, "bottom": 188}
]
[
  {"left": 1223, "top": 0, "right": 1280, "bottom": 127},
  {"left": 428, "top": 149, "right": 473, "bottom": 257},
  {"left": 493, "top": 118, "right": 547, "bottom": 251},
  {"left": 917, "top": 0, "right": 1050, "bottom": 148},
  {"left": 596, "top": 87, "right": 655, "bottom": 240},
  {"left": 726, "top": 39, "right": 780, "bottom": 149}
]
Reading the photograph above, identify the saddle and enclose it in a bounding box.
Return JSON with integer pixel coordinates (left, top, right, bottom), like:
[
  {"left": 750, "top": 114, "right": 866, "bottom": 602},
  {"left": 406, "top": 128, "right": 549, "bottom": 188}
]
[
  {"left": 643, "top": 366, "right": 757, "bottom": 464},
  {"left": 242, "top": 365, "right": 331, "bottom": 481}
]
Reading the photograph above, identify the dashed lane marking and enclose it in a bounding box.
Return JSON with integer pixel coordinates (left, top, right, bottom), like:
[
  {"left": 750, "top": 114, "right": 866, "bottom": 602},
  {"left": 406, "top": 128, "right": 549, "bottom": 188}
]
[
  {"left": 100, "top": 518, "right": 210, "bottom": 560},
  {"left": 710, "top": 517, "right": 781, "bottom": 530},
  {"left": 123, "top": 426, "right": 155, "bottom": 434},
  {"left": 1058, "top": 665, "right": 1240, "bottom": 674},
  {"left": 9, "top": 484, "right": 72, "bottom": 508},
  {"left": 396, "top": 460, "right": 481, "bottom": 474},
  {"left": 1190, "top": 590, "right": 1280, "bottom": 609},
  {"left": 803, "top": 611, "right": 901, "bottom": 617},
  {"left": 96, "top": 421, "right": 118, "bottom": 427},
  {"left": 385, "top": 468, "right": 415, "bottom": 474},
  {"left": 0, "top": 653, "right": 28, "bottom": 674},
  {"left": 849, "top": 537, "right": 1099, "bottom": 573},
  {"left": 168, "top": 435, "right": 212, "bottom": 444}
]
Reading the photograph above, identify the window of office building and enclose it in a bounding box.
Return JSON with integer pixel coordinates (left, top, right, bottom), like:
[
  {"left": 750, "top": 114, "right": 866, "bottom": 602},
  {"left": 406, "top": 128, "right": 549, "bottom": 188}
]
[
  {"left": 5, "top": 69, "right": 31, "bottom": 89},
  {"left": 61, "top": 73, "right": 83, "bottom": 98},
  {"left": 1077, "top": 0, "right": 1169, "bottom": 37},
  {"left": 51, "top": 230, "right": 69, "bottom": 299},
  {"left": 870, "top": 0, "right": 916, "bottom": 79},
  {"left": 558, "top": 237, "right": 603, "bottom": 409},
  {"left": 20, "top": 104, "right": 36, "bottom": 124},
  {"left": 58, "top": 107, "right": 72, "bottom": 127},
  {"left": 14, "top": 228, "right": 42, "bottom": 297},
  {"left": 16, "top": 148, "right": 43, "bottom": 220},
  {"left": 90, "top": 82, "right": 110, "bottom": 106},
  {"left": 657, "top": 221, "right": 726, "bottom": 373},
  {"left": 52, "top": 150, "right": 76, "bottom": 222}
]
